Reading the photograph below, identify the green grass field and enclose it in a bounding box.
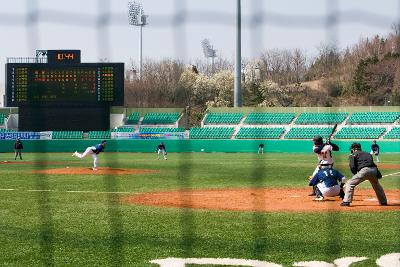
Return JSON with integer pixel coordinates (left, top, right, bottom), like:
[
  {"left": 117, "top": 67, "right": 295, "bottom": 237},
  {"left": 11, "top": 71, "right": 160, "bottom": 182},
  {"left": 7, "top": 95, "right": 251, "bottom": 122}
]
[{"left": 0, "top": 152, "right": 399, "bottom": 266}]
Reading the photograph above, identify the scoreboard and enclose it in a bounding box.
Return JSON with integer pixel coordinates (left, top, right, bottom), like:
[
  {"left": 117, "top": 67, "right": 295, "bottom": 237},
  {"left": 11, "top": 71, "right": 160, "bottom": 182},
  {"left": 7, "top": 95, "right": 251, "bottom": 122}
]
[
  {"left": 6, "top": 63, "right": 124, "bottom": 106},
  {"left": 5, "top": 50, "right": 124, "bottom": 131}
]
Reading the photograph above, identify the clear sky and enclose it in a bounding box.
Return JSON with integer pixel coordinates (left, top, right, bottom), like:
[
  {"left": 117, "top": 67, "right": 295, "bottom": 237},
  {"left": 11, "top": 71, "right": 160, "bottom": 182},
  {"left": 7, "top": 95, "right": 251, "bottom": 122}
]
[{"left": 0, "top": 0, "right": 398, "bottom": 103}]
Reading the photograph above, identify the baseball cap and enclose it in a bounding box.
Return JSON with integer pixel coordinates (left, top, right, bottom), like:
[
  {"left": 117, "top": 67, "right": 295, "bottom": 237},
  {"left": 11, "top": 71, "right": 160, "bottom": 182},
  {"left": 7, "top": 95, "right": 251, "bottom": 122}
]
[{"left": 350, "top": 142, "right": 361, "bottom": 150}]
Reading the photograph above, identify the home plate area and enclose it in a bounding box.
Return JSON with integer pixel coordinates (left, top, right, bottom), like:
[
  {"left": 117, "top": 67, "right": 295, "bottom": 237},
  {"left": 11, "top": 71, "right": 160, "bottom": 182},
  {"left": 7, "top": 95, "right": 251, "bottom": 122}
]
[{"left": 125, "top": 188, "right": 400, "bottom": 212}]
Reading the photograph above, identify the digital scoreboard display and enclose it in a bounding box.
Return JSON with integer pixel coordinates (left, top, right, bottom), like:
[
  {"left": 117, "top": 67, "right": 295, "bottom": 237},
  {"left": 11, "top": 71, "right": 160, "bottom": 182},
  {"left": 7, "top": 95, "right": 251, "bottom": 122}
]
[{"left": 6, "top": 63, "right": 124, "bottom": 106}]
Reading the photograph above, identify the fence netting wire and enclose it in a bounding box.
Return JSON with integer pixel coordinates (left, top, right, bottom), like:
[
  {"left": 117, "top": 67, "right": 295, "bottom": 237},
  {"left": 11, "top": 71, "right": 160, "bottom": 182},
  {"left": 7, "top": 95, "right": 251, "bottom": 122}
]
[{"left": 1, "top": 0, "right": 399, "bottom": 265}]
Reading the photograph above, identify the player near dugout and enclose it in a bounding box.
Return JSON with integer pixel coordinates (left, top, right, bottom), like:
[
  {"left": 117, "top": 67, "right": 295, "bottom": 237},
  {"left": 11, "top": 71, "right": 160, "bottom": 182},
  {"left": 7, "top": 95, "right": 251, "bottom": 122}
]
[
  {"left": 14, "top": 138, "right": 23, "bottom": 160},
  {"left": 72, "top": 140, "right": 107, "bottom": 170}
]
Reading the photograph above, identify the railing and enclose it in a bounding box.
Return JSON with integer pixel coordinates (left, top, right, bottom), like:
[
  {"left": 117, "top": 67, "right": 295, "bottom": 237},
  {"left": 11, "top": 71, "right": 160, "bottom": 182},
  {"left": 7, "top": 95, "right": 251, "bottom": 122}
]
[{"left": 6, "top": 57, "right": 47, "bottom": 63}]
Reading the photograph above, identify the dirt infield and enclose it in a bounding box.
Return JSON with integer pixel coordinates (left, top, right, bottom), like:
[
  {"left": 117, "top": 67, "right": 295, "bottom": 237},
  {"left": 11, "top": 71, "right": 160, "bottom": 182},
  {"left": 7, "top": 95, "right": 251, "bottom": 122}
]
[
  {"left": 376, "top": 163, "right": 400, "bottom": 170},
  {"left": 125, "top": 188, "right": 400, "bottom": 212},
  {"left": 33, "top": 167, "right": 159, "bottom": 175},
  {"left": 335, "top": 163, "right": 400, "bottom": 170}
]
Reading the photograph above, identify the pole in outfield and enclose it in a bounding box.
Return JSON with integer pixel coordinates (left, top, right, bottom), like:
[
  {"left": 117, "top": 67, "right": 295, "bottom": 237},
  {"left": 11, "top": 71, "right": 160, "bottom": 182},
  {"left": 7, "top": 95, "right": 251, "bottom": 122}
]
[{"left": 234, "top": 0, "right": 242, "bottom": 107}]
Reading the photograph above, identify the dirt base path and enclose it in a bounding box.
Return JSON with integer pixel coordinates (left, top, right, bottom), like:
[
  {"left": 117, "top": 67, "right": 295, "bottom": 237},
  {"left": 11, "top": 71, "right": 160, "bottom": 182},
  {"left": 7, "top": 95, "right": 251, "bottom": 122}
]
[
  {"left": 335, "top": 163, "right": 400, "bottom": 170},
  {"left": 126, "top": 188, "right": 400, "bottom": 213},
  {"left": 33, "top": 167, "right": 159, "bottom": 175}
]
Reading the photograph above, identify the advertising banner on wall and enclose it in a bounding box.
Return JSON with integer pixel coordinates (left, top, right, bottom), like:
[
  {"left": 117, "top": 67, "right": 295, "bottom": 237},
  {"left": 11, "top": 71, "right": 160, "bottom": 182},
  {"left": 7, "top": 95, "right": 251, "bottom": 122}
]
[
  {"left": 0, "top": 131, "right": 52, "bottom": 140},
  {"left": 111, "top": 132, "right": 188, "bottom": 140}
]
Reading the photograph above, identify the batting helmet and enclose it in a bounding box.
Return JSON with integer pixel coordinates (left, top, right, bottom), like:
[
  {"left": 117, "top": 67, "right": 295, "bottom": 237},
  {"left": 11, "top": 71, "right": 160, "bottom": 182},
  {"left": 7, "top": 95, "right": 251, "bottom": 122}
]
[
  {"left": 350, "top": 142, "right": 361, "bottom": 151},
  {"left": 313, "top": 135, "right": 323, "bottom": 145}
]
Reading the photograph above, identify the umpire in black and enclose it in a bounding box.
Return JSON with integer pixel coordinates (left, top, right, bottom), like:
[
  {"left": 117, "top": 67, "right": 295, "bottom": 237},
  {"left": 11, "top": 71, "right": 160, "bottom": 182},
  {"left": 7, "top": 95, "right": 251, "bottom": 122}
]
[
  {"left": 14, "top": 138, "right": 23, "bottom": 160},
  {"left": 341, "top": 142, "right": 387, "bottom": 207}
]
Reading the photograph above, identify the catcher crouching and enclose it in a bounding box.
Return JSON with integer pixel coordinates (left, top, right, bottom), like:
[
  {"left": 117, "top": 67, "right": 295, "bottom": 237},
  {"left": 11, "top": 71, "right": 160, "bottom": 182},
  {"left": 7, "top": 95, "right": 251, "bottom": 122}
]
[{"left": 308, "top": 164, "right": 346, "bottom": 201}]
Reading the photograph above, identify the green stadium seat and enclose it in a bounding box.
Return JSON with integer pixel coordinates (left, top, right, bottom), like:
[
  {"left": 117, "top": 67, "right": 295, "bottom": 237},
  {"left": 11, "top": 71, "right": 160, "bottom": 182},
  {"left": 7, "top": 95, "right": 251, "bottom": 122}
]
[
  {"left": 0, "top": 113, "right": 5, "bottom": 125},
  {"left": 243, "top": 113, "right": 295, "bottom": 124},
  {"left": 52, "top": 131, "right": 83, "bottom": 139},
  {"left": 295, "top": 112, "right": 348, "bottom": 125},
  {"left": 235, "top": 127, "right": 284, "bottom": 139},
  {"left": 189, "top": 127, "right": 234, "bottom": 139},
  {"left": 347, "top": 112, "right": 400, "bottom": 124},
  {"left": 384, "top": 127, "right": 400, "bottom": 139},
  {"left": 126, "top": 112, "right": 140, "bottom": 124},
  {"left": 88, "top": 131, "right": 111, "bottom": 139},
  {"left": 335, "top": 127, "right": 386, "bottom": 139},
  {"left": 141, "top": 113, "right": 180, "bottom": 125},
  {"left": 111, "top": 127, "right": 134, "bottom": 132},
  {"left": 285, "top": 127, "right": 334, "bottom": 139},
  {"left": 139, "top": 127, "right": 185, "bottom": 133},
  {"left": 205, "top": 113, "right": 243, "bottom": 124}
]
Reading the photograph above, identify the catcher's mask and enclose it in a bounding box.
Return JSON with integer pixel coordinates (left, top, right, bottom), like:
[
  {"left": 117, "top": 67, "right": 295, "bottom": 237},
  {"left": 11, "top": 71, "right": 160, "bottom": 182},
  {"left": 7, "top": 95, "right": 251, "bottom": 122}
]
[
  {"left": 313, "top": 135, "right": 323, "bottom": 145},
  {"left": 350, "top": 142, "right": 361, "bottom": 151}
]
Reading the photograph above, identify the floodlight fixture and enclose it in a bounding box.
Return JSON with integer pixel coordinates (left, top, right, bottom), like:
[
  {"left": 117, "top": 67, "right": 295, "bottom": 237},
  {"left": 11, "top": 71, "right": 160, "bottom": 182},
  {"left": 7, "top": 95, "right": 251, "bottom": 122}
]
[
  {"left": 201, "top": 39, "right": 217, "bottom": 58},
  {"left": 128, "top": 1, "right": 148, "bottom": 79},
  {"left": 201, "top": 39, "right": 217, "bottom": 73}
]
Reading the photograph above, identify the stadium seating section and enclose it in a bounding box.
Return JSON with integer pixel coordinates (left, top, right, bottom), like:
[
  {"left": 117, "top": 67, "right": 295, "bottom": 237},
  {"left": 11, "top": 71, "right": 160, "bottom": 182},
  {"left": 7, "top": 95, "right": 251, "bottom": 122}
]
[
  {"left": 347, "top": 112, "right": 400, "bottom": 124},
  {"left": 126, "top": 112, "right": 140, "bottom": 124},
  {"left": 190, "top": 127, "right": 234, "bottom": 139},
  {"left": 0, "top": 113, "right": 5, "bottom": 125},
  {"left": 141, "top": 113, "right": 180, "bottom": 125},
  {"left": 383, "top": 127, "right": 400, "bottom": 139},
  {"left": 295, "top": 112, "right": 348, "bottom": 124},
  {"left": 205, "top": 113, "right": 243, "bottom": 124},
  {"left": 285, "top": 127, "right": 334, "bottom": 139},
  {"left": 3, "top": 109, "right": 400, "bottom": 140},
  {"left": 88, "top": 131, "right": 111, "bottom": 139},
  {"left": 236, "top": 127, "right": 285, "bottom": 139},
  {"left": 139, "top": 127, "right": 185, "bottom": 133},
  {"left": 243, "top": 113, "right": 295, "bottom": 124},
  {"left": 335, "top": 127, "right": 386, "bottom": 139},
  {"left": 111, "top": 127, "right": 134, "bottom": 132},
  {"left": 52, "top": 131, "right": 83, "bottom": 139}
]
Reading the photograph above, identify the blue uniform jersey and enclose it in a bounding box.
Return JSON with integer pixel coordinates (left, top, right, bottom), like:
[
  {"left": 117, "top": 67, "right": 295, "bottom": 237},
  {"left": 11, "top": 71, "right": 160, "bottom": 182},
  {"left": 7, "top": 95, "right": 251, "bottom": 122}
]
[
  {"left": 92, "top": 143, "right": 105, "bottom": 154},
  {"left": 371, "top": 144, "right": 379, "bottom": 154},
  {"left": 309, "top": 168, "right": 345, "bottom": 188}
]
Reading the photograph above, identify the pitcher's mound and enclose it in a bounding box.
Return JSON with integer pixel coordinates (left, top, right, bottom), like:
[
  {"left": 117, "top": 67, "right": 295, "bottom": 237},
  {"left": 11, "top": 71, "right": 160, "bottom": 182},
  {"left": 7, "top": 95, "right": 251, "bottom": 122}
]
[
  {"left": 125, "top": 188, "right": 400, "bottom": 213},
  {"left": 33, "top": 167, "right": 159, "bottom": 175}
]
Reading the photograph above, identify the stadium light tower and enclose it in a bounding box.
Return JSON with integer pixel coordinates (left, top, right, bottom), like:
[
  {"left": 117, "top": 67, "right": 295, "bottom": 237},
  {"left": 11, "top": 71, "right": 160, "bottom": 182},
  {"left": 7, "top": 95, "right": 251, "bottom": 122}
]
[
  {"left": 201, "top": 39, "right": 217, "bottom": 74},
  {"left": 128, "top": 1, "right": 148, "bottom": 80}
]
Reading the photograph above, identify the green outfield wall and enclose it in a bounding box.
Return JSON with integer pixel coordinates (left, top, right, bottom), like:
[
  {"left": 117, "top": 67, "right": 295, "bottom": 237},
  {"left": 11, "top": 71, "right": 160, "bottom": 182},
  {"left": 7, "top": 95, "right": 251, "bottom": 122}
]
[{"left": 1, "top": 140, "right": 399, "bottom": 153}]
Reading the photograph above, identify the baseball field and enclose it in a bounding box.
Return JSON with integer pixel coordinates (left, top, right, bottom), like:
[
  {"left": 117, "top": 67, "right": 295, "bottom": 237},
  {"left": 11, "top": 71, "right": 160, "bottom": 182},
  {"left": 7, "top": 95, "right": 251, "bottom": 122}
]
[{"left": 0, "top": 151, "right": 399, "bottom": 266}]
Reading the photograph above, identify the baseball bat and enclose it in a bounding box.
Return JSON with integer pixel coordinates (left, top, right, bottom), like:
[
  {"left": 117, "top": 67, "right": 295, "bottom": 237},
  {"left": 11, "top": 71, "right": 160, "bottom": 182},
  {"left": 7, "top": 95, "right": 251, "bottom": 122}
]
[{"left": 326, "top": 123, "right": 338, "bottom": 143}]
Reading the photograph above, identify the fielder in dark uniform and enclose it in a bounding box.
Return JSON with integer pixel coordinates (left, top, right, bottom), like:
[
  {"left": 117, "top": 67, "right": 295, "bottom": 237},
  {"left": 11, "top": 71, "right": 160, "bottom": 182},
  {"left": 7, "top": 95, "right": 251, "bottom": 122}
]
[
  {"left": 14, "top": 138, "right": 23, "bottom": 160},
  {"left": 156, "top": 142, "right": 167, "bottom": 160},
  {"left": 258, "top": 143, "right": 265, "bottom": 154},
  {"left": 370, "top": 140, "right": 380, "bottom": 163},
  {"left": 341, "top": 142, "right": 387, "bottom": 207}
]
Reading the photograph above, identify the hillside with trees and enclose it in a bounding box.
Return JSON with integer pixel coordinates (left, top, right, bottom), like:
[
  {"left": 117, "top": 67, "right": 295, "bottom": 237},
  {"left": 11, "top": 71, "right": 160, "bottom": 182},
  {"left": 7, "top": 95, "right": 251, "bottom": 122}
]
[{"left": 124, "top": 28, "right": 400, "bottom": 125}]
